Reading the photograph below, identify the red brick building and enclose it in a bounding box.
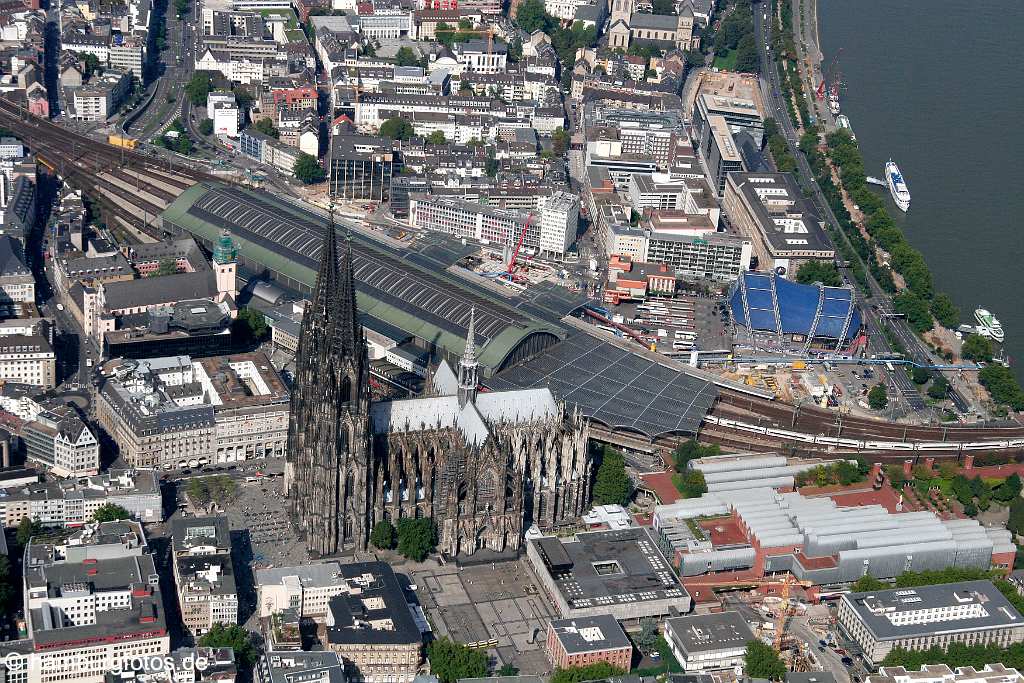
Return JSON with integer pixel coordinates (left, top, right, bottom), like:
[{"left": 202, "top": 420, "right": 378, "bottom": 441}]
[{"left": 546, "top": 615, "right": 633, "bottom": 672}]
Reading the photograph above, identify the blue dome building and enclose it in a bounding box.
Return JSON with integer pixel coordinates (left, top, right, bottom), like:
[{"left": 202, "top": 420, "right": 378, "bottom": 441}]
[{"left": 730, "top": 271, "right": 861, "bottom": 348}]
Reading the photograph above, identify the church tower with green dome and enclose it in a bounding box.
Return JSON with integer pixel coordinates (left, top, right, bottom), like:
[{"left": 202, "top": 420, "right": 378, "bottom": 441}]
[{"left": 213, "top": 229, "right": 238, "bottom": 300}]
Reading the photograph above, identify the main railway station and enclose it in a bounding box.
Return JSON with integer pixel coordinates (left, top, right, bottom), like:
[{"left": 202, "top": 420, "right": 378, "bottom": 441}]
[{"left": 159, "top": 182, "right": 723, "bottom": 448}]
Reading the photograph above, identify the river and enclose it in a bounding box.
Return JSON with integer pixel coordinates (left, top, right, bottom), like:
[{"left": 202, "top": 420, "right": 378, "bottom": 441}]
[{"left": 816, "top": 0, "right": 1024, "bottom": 379}]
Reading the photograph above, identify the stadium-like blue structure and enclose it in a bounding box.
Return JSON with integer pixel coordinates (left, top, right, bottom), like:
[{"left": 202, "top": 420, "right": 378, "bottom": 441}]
[{"left": 730, "top": 271, "right": 861, "bottom": 346}]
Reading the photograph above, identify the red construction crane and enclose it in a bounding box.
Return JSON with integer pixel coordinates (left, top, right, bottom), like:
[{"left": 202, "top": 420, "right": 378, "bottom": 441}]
[
  {"left": 817, "top": 48, "right": 842, "bottom": 101},
  {"left": 506, "top": 213, "right": 535, "bottom": 278}
]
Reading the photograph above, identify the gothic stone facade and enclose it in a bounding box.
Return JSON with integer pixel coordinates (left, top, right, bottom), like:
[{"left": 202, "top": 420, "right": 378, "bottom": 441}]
[{"left": 286, "top": 221, "right": 592, "bottom": 558}]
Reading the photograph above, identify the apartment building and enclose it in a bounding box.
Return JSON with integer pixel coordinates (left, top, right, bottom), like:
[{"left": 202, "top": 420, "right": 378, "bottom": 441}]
[
  {"left": 256, "top": 652, "right": 345, "bottom": 683},
  {"left": 109, "top": 39, "right": 146, "bottom": 76},
  {"left": 0, "top": 521, "right": 169, "bottom": 683},
  {"left": 70, "top": 68, "right": 131, "bottom": 121},
  {"left": 0, "top": 334, "right": 56, "bottom": 388},
  {"left": 96, "top": 353, "right": 289, "bottom": 469},
  {"left": 0, "top": 468, "right": 162, "bottom": 526},
  {"left": 172, "top": 516, "right": 238, "bottom": 637},
  {"left": 837, "top": 581, "right": 1024, "bottom": 666},
  {"left": 22, "top": 404, "right": 100, "bottom": 477},
  {"left": 324, "top": 562, "right": 422, "bottom": 683}
]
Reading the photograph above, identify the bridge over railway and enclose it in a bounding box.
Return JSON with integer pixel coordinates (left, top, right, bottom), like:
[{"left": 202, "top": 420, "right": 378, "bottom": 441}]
[{"left": 6, "top": 95, "right": 1024, "bottom": 456}]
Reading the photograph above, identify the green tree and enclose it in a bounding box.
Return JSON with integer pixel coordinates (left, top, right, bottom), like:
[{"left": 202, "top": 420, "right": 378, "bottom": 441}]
[
  {"left": 892, "top": 291, "right": 934, "bottom": 334},
  {"left": 176, "top": 135, "right": 193, "bottom": 155},
  {"left": 370, "top": 520, "right": 396, "bottom": 550},
  {"left": 379, "top": 117, "right": 415, "bottom": 141},
  {"left": 496, "top": 664, "right": 519, "bottom": 676},
  {"left": 551, "top": 126, "right": 570, "bottom": 155},
  {"left": 148, "top": 257, "right": 179, "bottom": 277},
  {"left": 232, "top": 307, "right": 269, "bottom": 343},
  {"left": 199, "top": 118, "right": 214, "bottom": 136},
  {"left": 294, "top": 153, "right": 327, "bottom": 184},
  {"left": 979, "top": 365, "right": 1024, "bottom": 410},
  {"left": 198, "top": 624, "right": 257, "bottom": 668},
  {"left": 930, "top": 293, "right": 960, "bottom": 329},
  {"left": 673, "top": 469, "right": 707, "bottom": 498},
  {"left": 254, "top": 117, "right": 280, "bottom": 139},
  {"left": 592, "top": 447, "right": 633, "bottom": 506},
  {"left": 425, "top": 130, "right": 447, "bottom": 145},
  {"left": 636, "top": 617, "right": 658, "bottom": 654},
  {"left": 733, "top": 33, "right": 760, "bottom": 73},
  {"left": 507, "top": 37, "right": 523, "bottom": 63},
  {"left": 961, "top": 334, "right": 993, "bottom": 363},
  {"left": 550, "top": 663, "right": 625, "bottom": 683},
  {"left": 744, "top": 641, "right": 786, "bottom": 680},
  {"left": 485, "top": 157, "right": 499, "bottom": 178},
  {"left": 396, "top": 518, "right": 437, "bottom": 561},
  {"left": 1007, "top": 498, "right": 1024, "bottom": 536},
  {"left": 994, "top": 474, "right": 1022, "bottom": 503},
  {"left": 394, "top": 46, "right": 419, "bottom": 67},
  {"left": 851, "top": 574, "right": 886, "bottom": 592},
  {"left": 795, "top": 261, "right": 842, "bottom": 287},
  {"left": 174, "top": 0, "right": 188, "bottom": 18},
  {"left": 79, "top": 52, "right": 102, "bottom": 78},
  {"left": 426, "top": 637, "right": 488, "bottom": 683},
  {"left": 928, "top": 376, "right": 950, "bottom": 400},
  {"left": 92, "top": 504, "right": 131, "bottom": 523},
  {"left": 16, "top": 516, "right": 40, "bottom": 546},
  {"left": 185, "top": 73, "right": 213, "bottom": 107},
  {"left": 911, "top": 366, "right": 930, "bottom": 385},
  {"left": 652, "top": 0, "right": 674, "bottom": 14},
  {"left": 188, "top": 478, "right": 211, "bottom": 505},
  {"left": 868, "top": 383, "right": 889, "bottom": 410},
  {"left": 673, "top": 440, "right": 719, "bottom": 472},
  {"left": 515, "top": 0, "right": 553, "bottom": 33}
]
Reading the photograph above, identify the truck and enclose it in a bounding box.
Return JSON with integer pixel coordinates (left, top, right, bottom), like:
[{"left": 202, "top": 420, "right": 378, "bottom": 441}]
[{"left": 108, "top": 135, "right": 138, "bottom": 149}]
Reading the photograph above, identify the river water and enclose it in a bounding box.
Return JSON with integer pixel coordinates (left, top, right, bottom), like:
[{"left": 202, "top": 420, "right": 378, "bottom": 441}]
[{"left": 817, "top": 0, "right": 1024, "bottom": 379}]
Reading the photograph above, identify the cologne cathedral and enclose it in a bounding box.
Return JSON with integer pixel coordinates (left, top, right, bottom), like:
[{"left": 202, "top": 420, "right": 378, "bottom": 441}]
[{"left": 285, "top": 221, "right": 592, "bottom": 557}]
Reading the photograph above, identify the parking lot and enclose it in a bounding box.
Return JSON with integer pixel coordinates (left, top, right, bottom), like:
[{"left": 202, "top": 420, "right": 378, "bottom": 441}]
[
  {"left": 610, "top": 294, "right": 731, "bottom": 354},
  {"left": 412, "top": 559, "right": 556, "bottom": 675}
]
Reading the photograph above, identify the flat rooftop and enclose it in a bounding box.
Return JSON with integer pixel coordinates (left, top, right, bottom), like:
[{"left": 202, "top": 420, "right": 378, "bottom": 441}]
[
  {"left": 550, "top": 614, "right": 632, "bottom": 654},
  {"left": 531, "top": 528, "right": 689, "bottom": 611},
  {"left": 665, "top": 610, "right": 755, "bottom": 655},
  {"left": 841, "top": 580, "right": 1023, "bottom": 640}
]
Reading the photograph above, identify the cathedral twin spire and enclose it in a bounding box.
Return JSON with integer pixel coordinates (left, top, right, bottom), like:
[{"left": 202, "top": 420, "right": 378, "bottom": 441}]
[{"left": 457, "top": 306, "right": 479, "bottom": 408}]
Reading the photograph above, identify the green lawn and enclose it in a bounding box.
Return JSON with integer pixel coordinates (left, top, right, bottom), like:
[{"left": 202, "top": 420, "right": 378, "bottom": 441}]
[{"left": 713, "top": 49, "right": 738, "bottom": 71}]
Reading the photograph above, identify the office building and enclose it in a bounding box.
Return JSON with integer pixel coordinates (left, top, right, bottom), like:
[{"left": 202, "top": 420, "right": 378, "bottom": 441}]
[
  {"left": 328, "top": 135, "right": 396, "bottom": 203},
  {"left": 663, "top": 611, "right": 754, "bottom": 673},
  {"left": 22, "top": 405, "right": 100, "bottom": 477},
  {"left": 527, "top": 528, "right": 691, "bottom": 622},
  {"left": 646, "top": 231, "right": 752, "bottom": 282},
  {"left": 546, "top": 615, "right": 633, "bottom": 671},
  {"left": 324, "top": 562, "right": 422, "bottom": 683},
  {"left": 171, "top": 516, "right": 238, "bottom": 637},
  {"left": 722, "top": 173, "right": 834, "bottom": 277},
  {"left": 837, "top": 581, "right": 1024, "bottom": 666},
  {"left": 411, "top": 196, "right": 539, "bottom": 251},
  {"left": 536, "top": 191, "right": 580, "bottom": 259},
  {"left": 0, "top": 235, "right": 35, "bottom": 316},
  {"left": 0, "top": 334, "right": 55, "bottom": 388},
  {"left": 256, "top": 652, "right": 346, "bottom": 683},
  {"left": 109, "top": 39, "right": 146, "bottom": 76},
  {"left": 866, "top": 665, "right": 1024, "bottom": 683},
  {"left": 693, "top": 93, "right": 764, "bottom": 149},
  {"left": 629, "top": 173, "right": 691, "bottom": 211},
  {"left": 697, "top": 114, "right": 743, "bottom": 195},
  {"left": 0, "top": 468, "right": 162, "bottom": 526},
  {"left": 96, "top": 353, "right": 290, "bottom": 470},
  {"left": 256, "top": 562, "right": 350, "bottom": 620},
  {"left": 0, "top": 522, "right": 169, "bottom": 683}
]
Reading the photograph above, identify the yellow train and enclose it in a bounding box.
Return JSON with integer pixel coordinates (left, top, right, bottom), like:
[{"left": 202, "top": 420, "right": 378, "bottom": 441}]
[{"left": 107, "top": 134, "right": 138, "bottom": 149}]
